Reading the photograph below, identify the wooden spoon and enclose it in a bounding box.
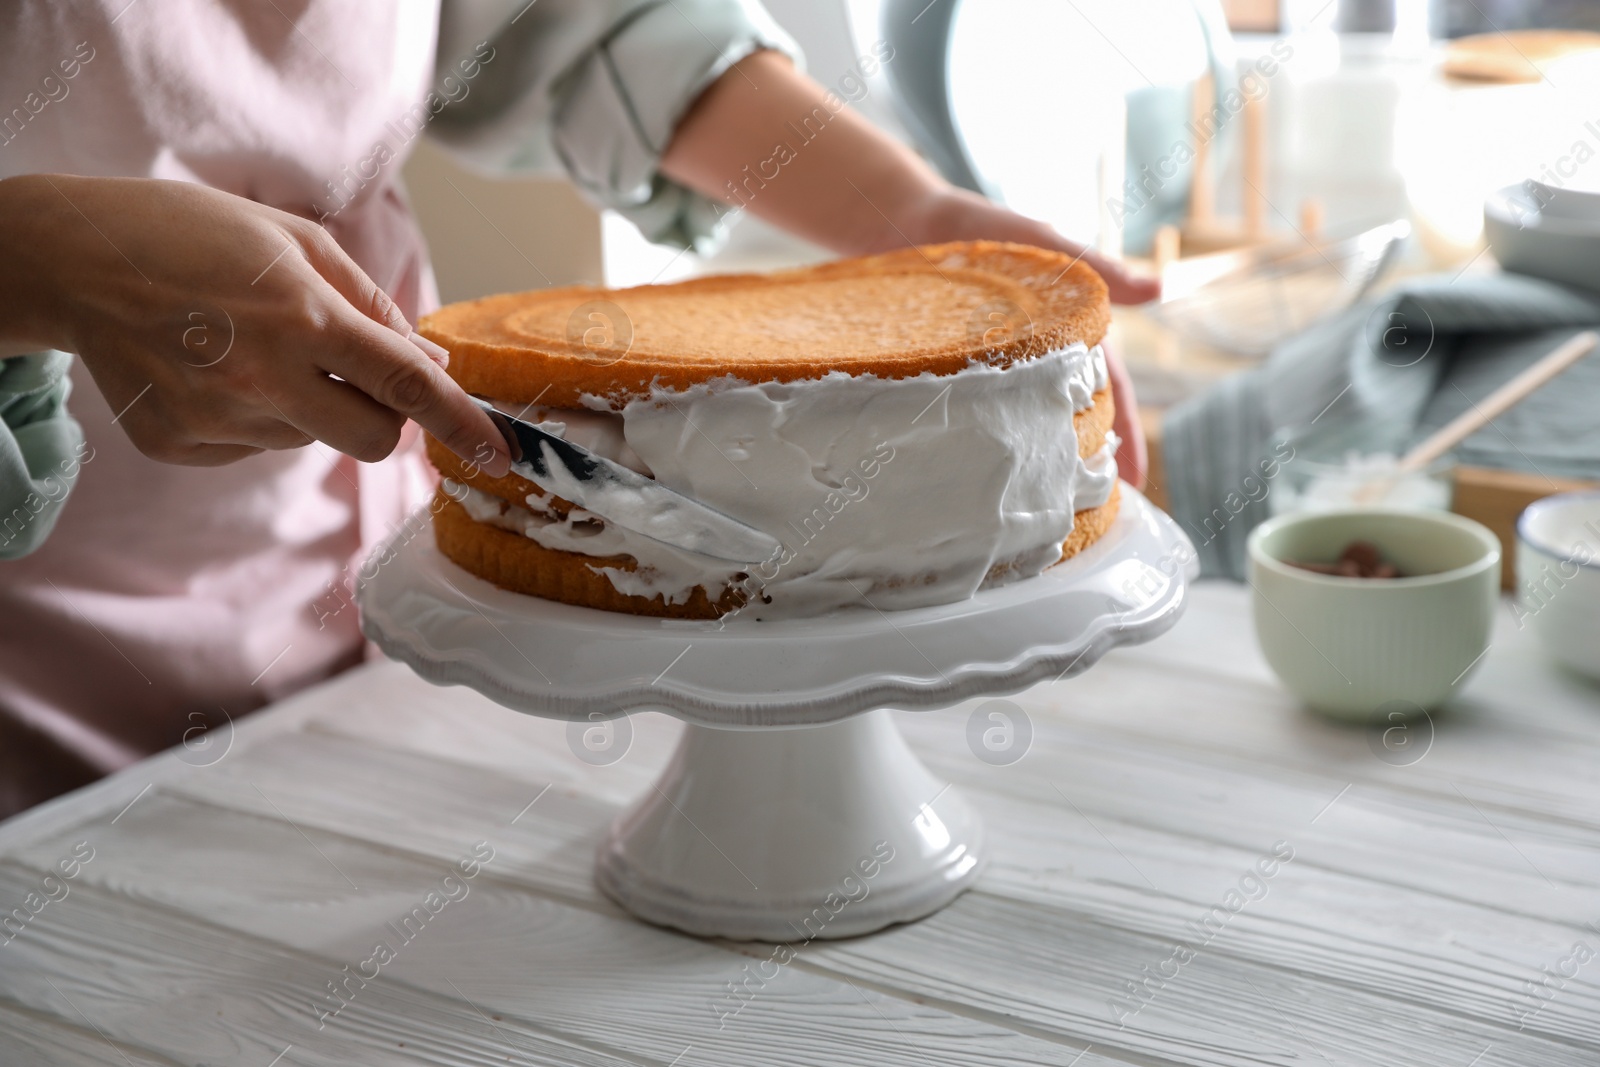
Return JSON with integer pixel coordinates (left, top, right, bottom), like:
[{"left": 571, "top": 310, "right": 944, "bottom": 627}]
[{"left": 1353, "top": 330, "right": 1598, "bottom": 504}]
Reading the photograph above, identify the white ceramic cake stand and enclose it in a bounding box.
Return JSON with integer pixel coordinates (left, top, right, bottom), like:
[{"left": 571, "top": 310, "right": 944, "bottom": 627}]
[{"left": 359, "top": 485, "right": 1194, "bottom": 941}]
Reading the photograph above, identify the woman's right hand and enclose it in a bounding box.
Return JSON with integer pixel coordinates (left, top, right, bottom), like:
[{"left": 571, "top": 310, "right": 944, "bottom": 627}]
[{"left": 0, "top": 173, "right": 510, "bottom": 475}]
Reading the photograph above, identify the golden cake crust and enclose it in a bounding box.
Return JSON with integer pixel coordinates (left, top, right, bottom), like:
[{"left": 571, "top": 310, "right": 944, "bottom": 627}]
[
  {"left": 1059, "top": 481, "right": 1121, "bottom": 562},
  {"left": 432, "top": 495, "right": 745, "bottom": 619},
  {"left": 419, "top": 241, "right": 1110, "bottom": 408}
]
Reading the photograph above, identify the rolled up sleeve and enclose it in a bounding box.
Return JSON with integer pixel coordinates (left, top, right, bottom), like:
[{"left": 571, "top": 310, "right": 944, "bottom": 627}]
[
  {"left": 0, "top": 352, "right": 87, "bottom": 561},
  {"left": 431, "top": 0, "right": 801, "bottom": 251}
]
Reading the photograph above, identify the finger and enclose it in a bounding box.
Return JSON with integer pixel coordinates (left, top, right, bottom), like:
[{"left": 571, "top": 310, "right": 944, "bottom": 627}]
[
  {"left": 410, "top": 330, "right": 449, "bottom": 368},
  {"left": 253, "top": 376, "right": 406, "bottom": 463},
  {"left": 313, "top": 309, "right": 511, "bottom": 476},
  {"left": 110, "top": 389, "right": 287, "bottom": 465},
  {"left": 1103, "top": 345, "right": 1147, "bottom": 490},
  {"left": 125, "top": 432, "right": 265, "bottom": 467},
  {"left": 1080, "top": 249, "right": 1161, "bottom": 305},
  {"left": 291, "top": 222, "right": 412, "bottom": 333},
  {"left": 290, "top": 221, "right": 449, "bottom": 367},
  {"left": 206, "top": 414, "right": 314, "bottom": 452},
  {"left": 976, "top": 209, "right": 1161, "bottom": 305},
  {"left": 178, "top": 443, "right": 269, "bottom": 467}
]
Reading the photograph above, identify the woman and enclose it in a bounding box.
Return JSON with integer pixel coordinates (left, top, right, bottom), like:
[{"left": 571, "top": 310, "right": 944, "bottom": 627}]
[{"left": 0, "top": 0, "right": 1153, "bottom": 819}]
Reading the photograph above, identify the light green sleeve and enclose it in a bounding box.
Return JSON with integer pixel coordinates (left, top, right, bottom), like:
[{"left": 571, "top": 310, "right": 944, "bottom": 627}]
[
  {"left": 0, "top": 351, "right": 88, "bottom": 560},
  {"left": 429, "top": 0, "right": 803, "bottom": 252}
]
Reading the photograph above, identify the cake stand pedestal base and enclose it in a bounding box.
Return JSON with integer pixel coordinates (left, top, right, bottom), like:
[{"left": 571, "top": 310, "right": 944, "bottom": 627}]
[
  {"left": 596, "top": 710, "right": 983, "bottom": 941},
  {"left": 360, "top": 485, "right": 1195, "bottom": 942}
]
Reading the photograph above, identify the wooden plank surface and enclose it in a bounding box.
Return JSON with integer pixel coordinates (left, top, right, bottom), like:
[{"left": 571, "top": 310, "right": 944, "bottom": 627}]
[{"left": 1, "top": 583, "right": 1595, "bottom": 1066}]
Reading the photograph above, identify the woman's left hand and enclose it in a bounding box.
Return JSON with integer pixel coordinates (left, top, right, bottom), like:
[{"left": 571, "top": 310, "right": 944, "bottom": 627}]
[
  {"left": 662, "top": 50, "right": 1157, "bottom": 488},
  {"left": 903, "top": 189, "right": 1155, "bottom": 488}
]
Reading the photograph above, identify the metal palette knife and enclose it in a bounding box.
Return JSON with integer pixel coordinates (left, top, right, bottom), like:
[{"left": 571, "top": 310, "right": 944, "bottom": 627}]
[{"left": 469, "top": 396, "right": 782, "bottom": 565}]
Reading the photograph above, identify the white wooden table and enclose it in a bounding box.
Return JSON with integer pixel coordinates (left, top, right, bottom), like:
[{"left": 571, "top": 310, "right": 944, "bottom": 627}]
[{"left": 2, "top": 582, "right": 1597, "bottom": 1066}]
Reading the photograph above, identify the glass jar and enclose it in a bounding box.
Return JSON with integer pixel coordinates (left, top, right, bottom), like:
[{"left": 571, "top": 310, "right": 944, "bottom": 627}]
[{"left": 1269, "top": 444, "right": 1455, "bottom": 517}]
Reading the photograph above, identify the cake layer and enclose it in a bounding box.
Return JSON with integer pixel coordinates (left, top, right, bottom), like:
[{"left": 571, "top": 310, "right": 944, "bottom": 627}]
[
  {"left": 419, "top": 241, "right": 1110, "bottom": 408},
  {"left": 432, "top": 494, "right": 742, "bottom": 619},
  {"left": 421, "top": 240, "right": 1120, "bottom": 621},
  {"left": 432, "top": 484, "right": 1122, "bottom": 621},
  {"left": 426, "top": 342, "right": 1117, "bottom": 620}
]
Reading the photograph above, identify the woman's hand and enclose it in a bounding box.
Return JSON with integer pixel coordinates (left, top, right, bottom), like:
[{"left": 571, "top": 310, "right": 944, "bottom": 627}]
[
  {"left": 904, "top": 187, "right": 1160, "bottom": 304},
  {"left": 900, "top": 188, "right": 1152, "bottom": 487},
  {"left": 662, "top": 50, "right": 1153, "bottom": 487},
  {"left": 0, "top": 174, "right": 510, "bottom": 475}
]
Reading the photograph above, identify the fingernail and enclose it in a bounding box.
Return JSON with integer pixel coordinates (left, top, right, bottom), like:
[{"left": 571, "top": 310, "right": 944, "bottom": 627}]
[
  {"left": 410, "top": 330, "right": 450, "bottom": 368},
  {"left": 482, "top": 448, "right": 510, "bottom": 478}
]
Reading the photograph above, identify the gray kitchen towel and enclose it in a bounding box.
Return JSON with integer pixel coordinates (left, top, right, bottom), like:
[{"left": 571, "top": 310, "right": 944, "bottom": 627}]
[{"left": 1163, "top": 271, "right": 1600, "bottom": 578}]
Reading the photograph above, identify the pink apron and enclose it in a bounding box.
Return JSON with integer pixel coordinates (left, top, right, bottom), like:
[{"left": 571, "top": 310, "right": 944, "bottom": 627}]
[{"left": 0, "top": 0, "right": 441, "bottom": 817}]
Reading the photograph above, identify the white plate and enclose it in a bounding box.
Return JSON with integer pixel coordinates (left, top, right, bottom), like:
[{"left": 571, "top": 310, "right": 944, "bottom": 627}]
[{"left": 1485, "top": 183, "right": 1600, "bottom": 293}]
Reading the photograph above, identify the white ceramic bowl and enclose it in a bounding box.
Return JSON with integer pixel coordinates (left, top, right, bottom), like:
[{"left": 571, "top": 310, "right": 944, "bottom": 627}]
[
  {"left": 1525, "top": 180, "right": 1600, "bottom": 225},
  {"left": 1516, "top": 491, "right": 1600, "bottom": 681},
  {"left": 1485, "top": 183, "right": 1600, "bottom": 292},
  {"left": 1247, "top": 509, "right": 1501, "bottom": 720}
]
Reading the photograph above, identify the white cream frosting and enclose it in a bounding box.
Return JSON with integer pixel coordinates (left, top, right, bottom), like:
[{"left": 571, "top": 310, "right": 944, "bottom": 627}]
[{"left": 460, "top": 343, "right": 1117, "bottom": 619}]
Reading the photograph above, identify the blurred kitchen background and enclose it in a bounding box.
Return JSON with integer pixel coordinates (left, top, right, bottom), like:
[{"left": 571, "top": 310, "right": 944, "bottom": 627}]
[
  {"left": 410, "top": 0, "right": 1600, "bottom": 372},
  {"left": 408, "top": 0, "right": 1600, "bottom": 582}
]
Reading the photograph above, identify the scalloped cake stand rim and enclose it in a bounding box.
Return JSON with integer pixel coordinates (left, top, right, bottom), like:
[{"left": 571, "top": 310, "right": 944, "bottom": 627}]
[
  {"left": 357, "top": 486, "right": 1195, "bottom": 940},
  {"left": 357, "top": 484, "right": 1196, "bottom": 730}
]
